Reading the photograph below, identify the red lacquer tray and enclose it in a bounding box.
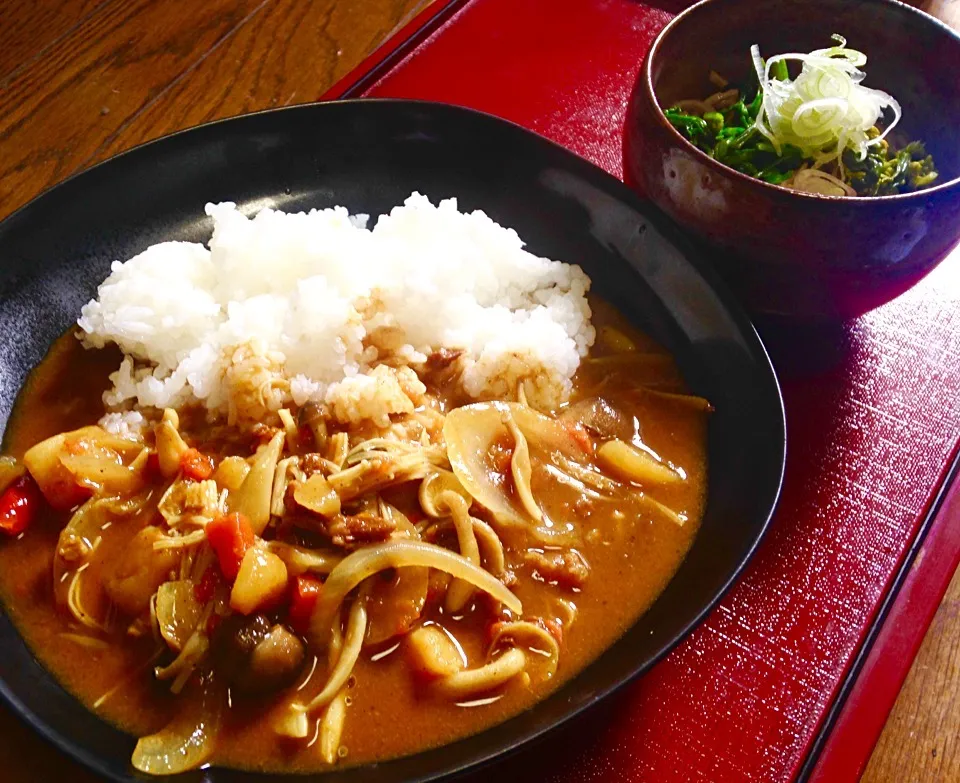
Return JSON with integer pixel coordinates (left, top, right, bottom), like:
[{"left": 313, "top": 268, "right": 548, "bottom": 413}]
[{"left": 323, "top": 2, "right": 960, "bottom": 781}]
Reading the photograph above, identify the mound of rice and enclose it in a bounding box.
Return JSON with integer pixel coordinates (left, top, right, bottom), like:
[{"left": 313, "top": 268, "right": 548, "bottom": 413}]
[{"left": 79, "top": 193, "right": 595, "bottom": 424}]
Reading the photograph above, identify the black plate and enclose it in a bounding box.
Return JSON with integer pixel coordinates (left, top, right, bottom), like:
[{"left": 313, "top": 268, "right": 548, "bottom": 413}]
[{"left": 0, "top": 99, "right": 785, "bottom": 782}]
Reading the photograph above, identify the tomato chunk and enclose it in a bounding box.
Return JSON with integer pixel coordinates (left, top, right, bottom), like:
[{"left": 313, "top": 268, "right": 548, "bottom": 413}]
[
  {"left": 288, "top": 574, "right": 322, "bottom": 634},
  {"left": 206, "top": 512, "right": 255, "bottom": 581},
  {"left": 0, "top": 474, "right": 42, "bottom": 537},
  {"left": 180, "top": 448, "right": 215, "bottom": 481}
]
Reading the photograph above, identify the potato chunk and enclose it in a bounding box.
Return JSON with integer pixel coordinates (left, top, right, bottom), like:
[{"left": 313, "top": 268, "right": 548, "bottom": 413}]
[
  {"left": 230, "top": 548, "right": 288, "bottom": 615},
  {"left": 24, "top": 431, "right": 89, "bottom": 510},
  {"left": 212, "top": 456, "right": 250, "bottom": 493},
  {"left": 24, "top": 426, "right": 144, "bottom": 509},
  {"left": 406, "top": 625, "right": 464, "bottom": 679},
  {"left": 293, "top": 474, "right": 341, "bottom": 517}
]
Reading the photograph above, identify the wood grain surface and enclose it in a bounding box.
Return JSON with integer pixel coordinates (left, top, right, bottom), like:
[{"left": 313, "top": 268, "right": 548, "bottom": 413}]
[
  {"left": 0, "top": 1, "right": 956, "bottom": 782},
  {"left": 862, "top": 563, "right": 960, "bottom": 783},
  {"left": 0, "top": 0, "right": 106, "bottom": 80},
  {"left": 0, "top": 0, "right": 429, "bottom": 221}
]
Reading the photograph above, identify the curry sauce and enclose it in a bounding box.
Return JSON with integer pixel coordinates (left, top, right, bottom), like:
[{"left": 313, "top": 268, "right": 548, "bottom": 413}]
[{"left": 0, "top": 298, "right": 707, "bottom": 772}]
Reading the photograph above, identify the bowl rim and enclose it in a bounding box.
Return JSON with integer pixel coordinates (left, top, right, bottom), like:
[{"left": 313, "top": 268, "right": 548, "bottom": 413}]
[{"left": 643, "top": 0, "right": 960, "bottom": 203}]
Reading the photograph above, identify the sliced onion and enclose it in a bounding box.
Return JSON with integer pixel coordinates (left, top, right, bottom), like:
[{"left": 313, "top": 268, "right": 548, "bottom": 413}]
[
  {"left": 265, "top": 541, "right": 342, "bottom": 575},
  {"left": 132, "top": 671, "right": 222, "bottom": 775},
  {"left": 443, "top": 402, "right": 584, "bottom": 527},
  {"left": 810, "top": 35, "right": 867, "bottom": 67},
  {"left": 308, "top": 540, "right": 521, "bottom": 649},
  {"left": 791, "top": 97, "right": 848, "bottom": 139},
  {"left": 750, "top": 35, "right": 901, "bottom": 166},
  {"left": 787, "top": 168, "right": 856, "bottom": 197},
  {"left": 155, "top": 581, "right": 202, "bottom": 652}
]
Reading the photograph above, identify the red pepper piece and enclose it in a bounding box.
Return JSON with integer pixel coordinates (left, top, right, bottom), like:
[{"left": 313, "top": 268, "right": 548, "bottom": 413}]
[
  {"left": 0, "top": 475, "right": 42, "bottom": 537},
  {"left": 288, "top": 574, "right": 322, "bottom": 634},
  {"left": 180, "top": 448, "right": 215, "bottom": 481},
  {"left": 205, "top": 512, "right": 255, "bottom": 581}
]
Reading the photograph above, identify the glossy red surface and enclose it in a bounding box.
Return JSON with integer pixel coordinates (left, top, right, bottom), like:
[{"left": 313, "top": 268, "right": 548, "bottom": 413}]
[{"left": 327, "top": 1, "right": 960, "bottom": 780}]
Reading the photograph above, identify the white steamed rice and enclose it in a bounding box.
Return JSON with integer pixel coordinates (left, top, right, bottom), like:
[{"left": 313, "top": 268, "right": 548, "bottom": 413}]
[{"left": 79, "top": 193, "right": 595, "bottom": 422}]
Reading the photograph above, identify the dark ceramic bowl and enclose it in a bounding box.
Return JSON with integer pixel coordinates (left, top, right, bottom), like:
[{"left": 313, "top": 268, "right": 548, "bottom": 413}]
[
  {"left": 0, "top": 100, "right": 785, "bottom": 781},
  {"left": 624, "top": 0, "right": 960, "bottom": 323}
]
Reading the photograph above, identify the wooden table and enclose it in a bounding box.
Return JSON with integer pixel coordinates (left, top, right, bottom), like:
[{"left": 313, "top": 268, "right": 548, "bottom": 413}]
[{"left": 0, "top": 1, "right": 957, "bottom": 781}]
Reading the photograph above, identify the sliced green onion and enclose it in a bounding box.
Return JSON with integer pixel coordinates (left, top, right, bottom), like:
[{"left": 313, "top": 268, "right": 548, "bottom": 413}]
[{"left": 750, "top": 35, "right": 902, "bottom": 165}]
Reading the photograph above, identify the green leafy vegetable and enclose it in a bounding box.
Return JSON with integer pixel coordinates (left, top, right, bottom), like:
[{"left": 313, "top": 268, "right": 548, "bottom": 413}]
[
  {"left": 664, "top": 36, "right": 939, "bottom": 196},
  {"left": 842, "top": 139, "right": 938, "bottom": 196}
]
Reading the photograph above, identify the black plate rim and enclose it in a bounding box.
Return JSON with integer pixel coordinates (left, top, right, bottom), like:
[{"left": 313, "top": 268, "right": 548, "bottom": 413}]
[{"left": 0, "top": 98, "right": 786, "bottom": 783}]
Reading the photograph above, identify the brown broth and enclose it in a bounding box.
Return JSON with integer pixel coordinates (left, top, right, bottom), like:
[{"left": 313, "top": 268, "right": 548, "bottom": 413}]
[{"left": 0, "top": 299, "right": 708, "bottom": 772}]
